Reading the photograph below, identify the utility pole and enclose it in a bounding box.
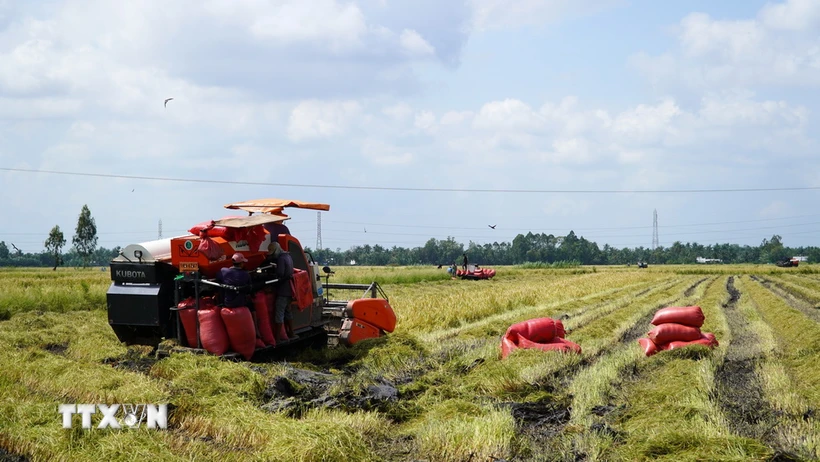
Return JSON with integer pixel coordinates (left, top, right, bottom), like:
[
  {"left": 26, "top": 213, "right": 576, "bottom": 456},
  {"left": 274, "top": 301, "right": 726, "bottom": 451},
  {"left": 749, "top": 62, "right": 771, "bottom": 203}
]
[
  {"left": 652, "top": 209, "right": 659, "bottom": 250},
  {"left": 316, "top": 212, "right": 322, "bottom": 251},
  {"left": 158, "top": 219, "right": 163, "bottom": 240}
]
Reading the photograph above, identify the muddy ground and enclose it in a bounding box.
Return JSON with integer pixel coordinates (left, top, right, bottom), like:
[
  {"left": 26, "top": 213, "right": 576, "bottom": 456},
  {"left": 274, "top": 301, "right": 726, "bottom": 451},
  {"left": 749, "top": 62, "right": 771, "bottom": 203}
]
[
  {"left": 0, "top": 448, "right": 28, "bottom": 462},
  {"left": 713, "top": 277, "right": 795, "bottom": 457}
]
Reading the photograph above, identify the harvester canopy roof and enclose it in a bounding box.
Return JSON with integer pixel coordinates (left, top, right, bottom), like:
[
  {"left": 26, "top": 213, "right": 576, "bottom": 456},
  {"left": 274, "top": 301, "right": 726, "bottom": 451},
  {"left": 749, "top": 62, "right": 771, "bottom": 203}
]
[
  {"left": 223, "top": 198, "right": 331, "bottom": 214},
  {"left": 213, "top": 214, "right": 289, "bottom": 228}
]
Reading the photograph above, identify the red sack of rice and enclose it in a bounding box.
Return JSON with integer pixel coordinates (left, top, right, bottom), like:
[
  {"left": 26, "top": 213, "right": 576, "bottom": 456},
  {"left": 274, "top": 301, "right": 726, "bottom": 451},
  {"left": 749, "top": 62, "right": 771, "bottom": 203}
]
[
  {"left": 702, "top": 332, "right": 719, "bottom": 347},
  {"left": 517, "top": 337, "right": 581, "bottom": 354},
  {"left": 252, "top": 292, "right": 276, "bottom": 346},
  {"left": 501, "top": 335, "right": 518, "bottom": 359},
  {"left": 555, "top": 319, "right": 566, "bottom": 339},
  {"left": 667, "top": 336, "right": 717, "bottom": 350},
  {"left": 647, "top": 322, "right": 703, "bottom": 344},
  {"left": 651, "top": 306, "right": 705, "bottom": 328},
  {"left": 512, "top": 318, "right": 557, "bottom": 343},
  {"left": 220, "top": 307, "right": 256, "bottom": 360},
  {"left": 197, "top": 233, "right": 225, "bottom": 261},
  {"left": 638, "top": 337, "right": 659, "bottom": 357},
  {"left": 198, "top": 306, "right": 229, "bottom": 356},
  {"left": 177, "top": 297, "right": 199, "bottom": 348},
  {"left": 552, "top": 337, "right": 582, "bottom": 354}
]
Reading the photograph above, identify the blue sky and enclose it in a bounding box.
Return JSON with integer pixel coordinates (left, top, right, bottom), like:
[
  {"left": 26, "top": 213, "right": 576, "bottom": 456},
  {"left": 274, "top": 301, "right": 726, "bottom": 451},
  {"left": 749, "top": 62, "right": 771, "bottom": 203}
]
[{"left": 1, "top": 0, "right": 819, "bottom": 253}]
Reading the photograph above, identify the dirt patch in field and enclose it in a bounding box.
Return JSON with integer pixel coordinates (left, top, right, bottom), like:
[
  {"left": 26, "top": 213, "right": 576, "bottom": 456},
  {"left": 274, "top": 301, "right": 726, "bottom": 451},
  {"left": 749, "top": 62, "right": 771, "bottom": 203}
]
[
  {"left": 0, "top": 448, "right": 28, "bottom": 462},
  {"left": 713, "top": 277, "right": 782, "bottom": 451},
  {"left": 684, "top": 278, "right": 708, "bottom": 297},
  {"left": 750, "top": 276, "right": 820, "bottom": 323},
  {"left": 102, "top": 346, "right": 157, "bottom": 374},
  {"left": 500, "top": 399, "right": 572, "bottom": 459},
  {"left": 261, "top": 367, "right": 405, "bottom": 419},
  {"left": 43, "top": 342, "right": 68, "bottom": 355},
  {"left": 618, "top": 308, "right": 659, "bottom": 345}
]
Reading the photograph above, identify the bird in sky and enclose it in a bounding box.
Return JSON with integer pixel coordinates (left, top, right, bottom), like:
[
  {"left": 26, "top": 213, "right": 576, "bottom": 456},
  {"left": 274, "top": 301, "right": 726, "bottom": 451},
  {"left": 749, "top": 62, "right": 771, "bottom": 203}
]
[
  {"left": 164, "top": 98, "right": 174, "bottom": 108},
  {"left": 364, "top": 227, "right": 367, "bottom": 233},
  {"left": 131, "top": 189, "right": 135, "bottom": 192},
  {"left": 488, "top": 224, "right": 496, "bottom": 229}
]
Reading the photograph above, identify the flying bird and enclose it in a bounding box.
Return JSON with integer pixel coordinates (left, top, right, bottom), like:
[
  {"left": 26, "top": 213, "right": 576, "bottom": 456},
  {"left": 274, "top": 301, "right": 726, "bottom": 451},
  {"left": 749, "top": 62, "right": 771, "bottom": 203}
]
[
  {"left": 488, "top": 225, "right": 496, "bottom": 229},
  {"left": 131, "top": 189, "right": 135, "bottom": 192},
  {"left": 164, "top": 98, "right": 174, "bottom": 108}
]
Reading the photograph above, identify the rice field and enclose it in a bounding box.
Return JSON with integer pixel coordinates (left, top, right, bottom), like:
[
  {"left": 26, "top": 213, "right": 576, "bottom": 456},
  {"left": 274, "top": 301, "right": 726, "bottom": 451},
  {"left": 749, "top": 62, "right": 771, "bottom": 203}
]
[{"left": 0, "top": 264, "right": 818, "bottom": 461}]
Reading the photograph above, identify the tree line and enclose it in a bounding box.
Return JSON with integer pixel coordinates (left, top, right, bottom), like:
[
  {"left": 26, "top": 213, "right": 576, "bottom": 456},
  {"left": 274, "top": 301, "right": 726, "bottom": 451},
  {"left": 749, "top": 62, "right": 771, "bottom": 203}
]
[
  {"left": 1, "top": 209, "right": 816, "bottom": 268},
  {"left": 306, "top": 232, "right": 818, "bottom": 267}
]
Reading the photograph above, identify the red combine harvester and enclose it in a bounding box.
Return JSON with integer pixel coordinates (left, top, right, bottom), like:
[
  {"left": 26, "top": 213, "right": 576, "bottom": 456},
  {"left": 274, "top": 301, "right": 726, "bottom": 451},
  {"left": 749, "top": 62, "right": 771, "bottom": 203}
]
[{"left": 105, "top": 198, "right": 396, "bottom": 359}]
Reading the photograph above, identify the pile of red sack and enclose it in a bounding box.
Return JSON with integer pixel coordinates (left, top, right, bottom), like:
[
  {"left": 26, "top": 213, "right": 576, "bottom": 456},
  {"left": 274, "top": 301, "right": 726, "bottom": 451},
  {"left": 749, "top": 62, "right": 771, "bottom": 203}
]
[
  {"left": 501, "top": 317, "right": 582, "bottom": 359},
  {"left": 638, "top": 306, "right": 718, "bottom": 356},
  {"left": 177, "top": 290, "right": 289, "bottom": 361}
]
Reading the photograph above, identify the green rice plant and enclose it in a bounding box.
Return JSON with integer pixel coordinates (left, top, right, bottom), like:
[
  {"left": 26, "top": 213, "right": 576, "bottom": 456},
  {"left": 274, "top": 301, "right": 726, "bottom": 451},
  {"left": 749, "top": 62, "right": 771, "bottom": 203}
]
[
  {"left": 769, "top": 273, "right": 820, "bottom": 306},
  {"left": 565, "top": 276, "right": 731, "bottom": 460},
  {"left": 743, "top": 278, "right": 820, "bottom": 459},
  {"left": 405, "top": 399, "right": 517, "bottom": 462},
  {"left": 0, "top": 268, "right": 109, "bottom": 316}
]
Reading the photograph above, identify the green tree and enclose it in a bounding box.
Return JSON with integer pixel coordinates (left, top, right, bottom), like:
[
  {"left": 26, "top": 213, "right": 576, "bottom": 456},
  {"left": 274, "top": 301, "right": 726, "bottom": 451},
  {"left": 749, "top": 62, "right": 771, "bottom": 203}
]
[
  {"left": 0, "top": 241, "right": 8, "bottom": 260},
  {"left": 44, "top": 225, "right": 66, "bottom": 270},
  {"left": 72, "top": 205, "right": 98, "bottom": 267}
]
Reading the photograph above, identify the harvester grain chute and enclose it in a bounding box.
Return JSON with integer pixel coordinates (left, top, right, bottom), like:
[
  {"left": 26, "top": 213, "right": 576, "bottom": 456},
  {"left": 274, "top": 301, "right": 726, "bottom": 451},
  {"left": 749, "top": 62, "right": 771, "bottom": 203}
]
[{"left": 105, "top": 199, "right": 396, "bottom": 359}]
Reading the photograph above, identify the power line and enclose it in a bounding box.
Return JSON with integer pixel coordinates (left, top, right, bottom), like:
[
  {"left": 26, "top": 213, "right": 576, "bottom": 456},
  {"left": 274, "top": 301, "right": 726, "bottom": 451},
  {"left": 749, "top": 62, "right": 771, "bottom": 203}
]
[
  {"left": 325, "top": 213, "right": 820, "bottom": 232},
  {"left": 4, "top": 166, "right": 820, "bottom": 194}
]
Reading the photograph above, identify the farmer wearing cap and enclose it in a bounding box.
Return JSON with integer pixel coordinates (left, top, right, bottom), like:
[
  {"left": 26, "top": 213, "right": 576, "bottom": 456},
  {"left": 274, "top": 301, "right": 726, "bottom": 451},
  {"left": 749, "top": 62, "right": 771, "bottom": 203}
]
[
  {"left": 217, "top": 253, "right": 262, "bottom": 340},
  {"left": 263, "top": 210, "right": 291, "bottom": 237},
  {"left": 268, "top": 242, "right": 297, "bottom": 341}
]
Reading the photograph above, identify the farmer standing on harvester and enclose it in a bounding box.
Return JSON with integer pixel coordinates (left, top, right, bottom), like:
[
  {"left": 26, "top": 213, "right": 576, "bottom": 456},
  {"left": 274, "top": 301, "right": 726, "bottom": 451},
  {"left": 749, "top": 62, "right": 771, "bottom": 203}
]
[{"left": 268, "top": 242, "right": 298, "bottom": 341}]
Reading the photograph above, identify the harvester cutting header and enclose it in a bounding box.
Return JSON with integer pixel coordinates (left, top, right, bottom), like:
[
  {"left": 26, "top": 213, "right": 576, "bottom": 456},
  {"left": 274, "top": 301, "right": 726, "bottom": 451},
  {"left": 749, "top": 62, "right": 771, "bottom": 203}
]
[{"left": 106, "top": 198, "right": 397, "bottom": 360}]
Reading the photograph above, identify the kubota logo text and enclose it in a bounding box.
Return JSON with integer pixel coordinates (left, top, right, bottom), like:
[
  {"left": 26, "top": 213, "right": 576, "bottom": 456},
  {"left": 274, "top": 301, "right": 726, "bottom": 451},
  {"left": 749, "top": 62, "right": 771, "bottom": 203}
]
[
  {"left": 115, "top": 270, "right": 147, "bottom": 279},
  {"left": 59, "top": 404, "right": 167, "bottom": 429}
]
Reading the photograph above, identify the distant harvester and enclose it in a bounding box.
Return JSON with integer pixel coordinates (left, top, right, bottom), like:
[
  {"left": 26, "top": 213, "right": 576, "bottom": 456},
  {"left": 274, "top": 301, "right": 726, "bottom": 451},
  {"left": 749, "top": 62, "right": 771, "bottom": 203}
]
[{"left": 696, "top": 257, "right": 722, "bottom": 264}]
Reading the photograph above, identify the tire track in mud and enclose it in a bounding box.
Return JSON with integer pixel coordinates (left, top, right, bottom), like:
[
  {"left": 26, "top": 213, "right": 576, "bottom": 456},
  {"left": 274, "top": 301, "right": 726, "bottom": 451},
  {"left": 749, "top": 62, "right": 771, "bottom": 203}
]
[
  {"left": 750, "top": 276, "right": 820, "bottom": 323},
  {"left": 492, "top": 278, "right": 698, "bottom": 461},
  {"left": 0, "top": 447, "right": 28, "bottom": 462},
  {"left": 712, "top": 277, "right": 782, "bottom": 451}
]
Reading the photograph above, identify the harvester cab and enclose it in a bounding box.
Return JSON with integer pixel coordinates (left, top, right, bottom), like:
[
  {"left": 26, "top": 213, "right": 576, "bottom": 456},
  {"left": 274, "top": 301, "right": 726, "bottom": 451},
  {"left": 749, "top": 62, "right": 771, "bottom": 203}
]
[{"left": 105, "top": 198, "right": 397, "bottom": 359}]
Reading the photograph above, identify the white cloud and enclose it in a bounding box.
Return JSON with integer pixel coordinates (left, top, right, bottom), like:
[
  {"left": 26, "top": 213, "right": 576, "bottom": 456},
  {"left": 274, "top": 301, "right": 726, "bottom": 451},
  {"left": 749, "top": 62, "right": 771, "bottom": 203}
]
[
  {"left": 414, "top": 110, "right": 437, "bottom": 132},
  {"left": 361, "top": 138, "right": 414, "bottom": 165},
  {"left": 473, "top": 99, "right": 544, "bottom": 131},
  {"left": 611, "top": 99, "right": 682, "bottom": 144},
  {"left": 468, "top": 0, "right": 622, "bottom": 31},
  {"left": 759, "top": 0, "right": 820, "bottom": 31},
  {"left": 399, "top": 29, "right": 435, "bottom": 56},
  {"left": 382, "top": 102, "right": 413, "bottom": 120},
  {"left": 0, "top": 96, "right": 83, "bottom": 119},
  {"left": 633, "top": 0, "right": 820, "bottom": 89},
  {"left": 245, "top": 0, "right": 368, "bottom": 51},
  {"left": 440, "top": 110, "right": 473, "bottom": 126},
  {"left": 698, "top": 92, "right": 808, "bottom": 127},
  {"left": 287, "top": 100, "right": 362, "bottom": 141}
]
